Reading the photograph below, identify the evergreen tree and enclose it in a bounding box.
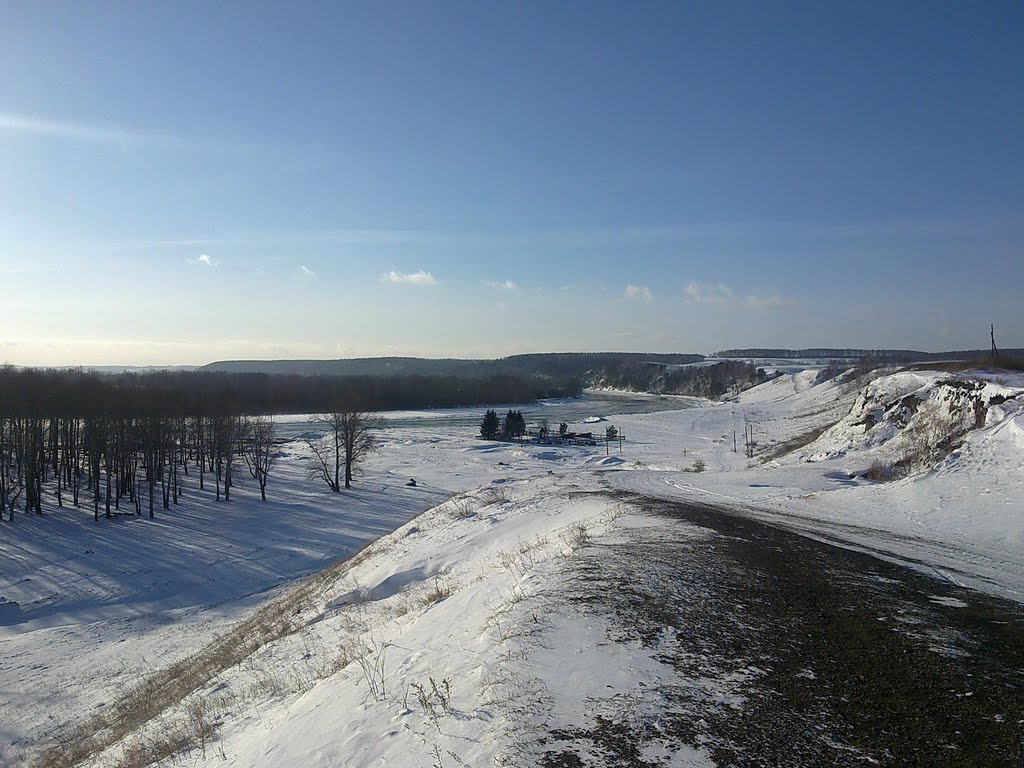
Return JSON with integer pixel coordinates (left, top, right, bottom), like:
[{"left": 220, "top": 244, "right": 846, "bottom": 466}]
[
  {"left": 503, "top": 410, "right": 526, "bottom": 439},
  {"left": 480, "top": 409, "right": 500, "bottom": 439}
]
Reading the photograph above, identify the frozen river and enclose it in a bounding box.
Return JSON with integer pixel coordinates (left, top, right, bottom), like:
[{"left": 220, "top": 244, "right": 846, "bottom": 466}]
[{"left": 273, "top": 390, "right": 700, "bottom": 440}]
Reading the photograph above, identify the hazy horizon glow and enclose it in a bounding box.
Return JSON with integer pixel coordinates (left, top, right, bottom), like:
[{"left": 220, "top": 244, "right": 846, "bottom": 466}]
[{"left": 2, "top": 2, "right": 1022, "bottom": 366}]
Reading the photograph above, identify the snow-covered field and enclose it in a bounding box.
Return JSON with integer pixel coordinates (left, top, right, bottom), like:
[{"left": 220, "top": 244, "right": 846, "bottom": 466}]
[{"left": 3, "top": 368, "right": 1022, "bottom": 767}]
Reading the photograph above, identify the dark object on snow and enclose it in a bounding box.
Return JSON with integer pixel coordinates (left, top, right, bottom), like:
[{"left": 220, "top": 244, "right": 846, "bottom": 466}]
[{"left": 406, "top": 478, "right": 417, "bottom": 487}]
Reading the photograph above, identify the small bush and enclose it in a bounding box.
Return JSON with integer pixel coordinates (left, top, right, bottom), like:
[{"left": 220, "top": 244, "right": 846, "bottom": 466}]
[
  {"left": 560, "top": 522, "right": 589, "bottom": 551},
  {"left": 413, "top": 676, "right": 453, "bottom": 721},
  {"left": 448, "top": 498, "right": 476, "bottom": 519},
  {"left": 479, "top": 487, "right": 509, "bottom": 506},
  {"left": 691, "top": 459, "right": 706, "bottom": 473},
  {"left": 863, "top": 458, "right": 894, "bottom": 482},
  {"left": 421, "top": 576, "right": 452, "bottom": 606},
  {"left": 355, "top": 639, "right": 391, "bottom": 702}
]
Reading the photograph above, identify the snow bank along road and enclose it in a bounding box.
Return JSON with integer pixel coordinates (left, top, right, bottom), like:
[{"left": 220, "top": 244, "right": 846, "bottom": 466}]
[{"left": 5, "top": 368, "right": 1024, "bottom": 766}]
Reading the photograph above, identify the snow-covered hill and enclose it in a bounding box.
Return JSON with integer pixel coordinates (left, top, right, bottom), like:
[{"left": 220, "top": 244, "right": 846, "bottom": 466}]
[{"left": 4, "top": 369, "right": 1023, "bottom": 767}]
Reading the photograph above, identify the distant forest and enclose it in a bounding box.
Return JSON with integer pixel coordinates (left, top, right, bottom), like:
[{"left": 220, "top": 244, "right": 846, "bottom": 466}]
[
  {"left": 197, "top": 352, "right": 769, "bottom": 399},
  {"left": 199, "top": 351, "right": 706, "bottom": 379},
  {"left": 0, "top": 367, "right": 576, "bottom": 418},
  {"left": 713, "top": 347, "right": 1024, "bottom": 362}
]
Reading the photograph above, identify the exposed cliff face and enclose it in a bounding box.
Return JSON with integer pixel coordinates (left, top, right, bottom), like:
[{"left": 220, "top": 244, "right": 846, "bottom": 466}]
[
  {"left": 587, "top": 360, "right": 768, "bottom": 399},
  {"left": 792, "top": 371, "right": 1023, "bottom": 477}
]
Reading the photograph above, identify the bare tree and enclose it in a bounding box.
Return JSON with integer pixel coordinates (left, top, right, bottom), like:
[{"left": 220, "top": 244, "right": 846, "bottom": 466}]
[
  {"left": 243, "top": 417, "right": 277, "bottom": 501},
  {"left": 306, "top": 413, "right": 342, "bottom": 492},
  {"left": 142, "top": 416, "right": 161, "bottom": 518},
  {"left": 339, "top": 410, "right": 382, "bottom": 489},
  {"left": 209, "top": 415, "right": 239, "bottom": 502},
  {"left": 306, "top": 411, "right": 382, "bottom": 491},
  {"left": 1, "top": 418, "right": 24, "bottom": 521}
]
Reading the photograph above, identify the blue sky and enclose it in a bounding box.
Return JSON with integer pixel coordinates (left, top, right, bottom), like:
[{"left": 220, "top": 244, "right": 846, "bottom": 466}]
[{"left": 1, "top": 1, "right": 1021, "bottom": 365}]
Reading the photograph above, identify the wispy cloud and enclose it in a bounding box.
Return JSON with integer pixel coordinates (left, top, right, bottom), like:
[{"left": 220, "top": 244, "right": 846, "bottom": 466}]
[
  {"left": 624, "top": 284, "right": 654, "bottom": 303},
  {"left": 187, "top": 254, "right": 219, "bottom": 268},
  {"left": 685, "top": 282, "right": 734, "bottom": 305},
  {"left": 382, "top": 269, "right": 438, "bottom": 286},
  {"left": 685, "top": 281, "right": 791, "bottom": 310},
  {"left": 0, "top": 112, "right": 300, "bottom": 163},
  {"left": 485, "top": 279, "right": 519, "bottom": 292},
  {"left": 742, "top": 294, "right": 791, "bottom": 311},
  {"left": 299, "top": 265, "right": 315, "bottom": 277},
  {"left": 0, "top": 112, "right": 146, "bottom": 145}
]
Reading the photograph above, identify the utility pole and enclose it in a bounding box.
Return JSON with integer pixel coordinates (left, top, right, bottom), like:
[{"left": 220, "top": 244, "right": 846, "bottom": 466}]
[{"left": 991, "top": 323, "right": 999, "bottom": 362}]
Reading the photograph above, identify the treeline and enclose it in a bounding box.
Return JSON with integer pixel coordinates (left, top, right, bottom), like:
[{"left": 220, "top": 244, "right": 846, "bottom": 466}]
[
  {"left": 590, "top": 360, "right": 768, "bottom": 398},
  {"left": 0, "top": 366, "right": 578, "bottom": 522},
  {"left": 496, "top": 352, "right": 706, "bottom": 380},
  {"left": 0, "top": 367, "right": 579, "bottom": 418},
  {"left": 0, "top": 410, "right": 276, "bottom": 521},
  {"left": 713, "top": 347, "right": 1024, "bottom": 362}
]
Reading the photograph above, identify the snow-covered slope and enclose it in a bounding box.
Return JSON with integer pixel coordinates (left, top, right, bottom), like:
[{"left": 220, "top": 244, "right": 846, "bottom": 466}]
[
  {"left": 89, "top": 480, "right": 698, "bottom": 768},
  {"left": 5, "top": 369, "right": 1023, "bottom": 767}
]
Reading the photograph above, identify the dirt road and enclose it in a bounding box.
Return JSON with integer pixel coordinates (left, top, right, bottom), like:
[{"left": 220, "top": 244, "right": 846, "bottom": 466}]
[{"left": 540, "top": 494, "right": 1024, "bottom": 767}]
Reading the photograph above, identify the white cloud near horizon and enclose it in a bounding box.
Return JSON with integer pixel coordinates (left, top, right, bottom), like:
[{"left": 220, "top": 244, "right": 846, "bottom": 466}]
[
  {"left": 485, "top": 279, "right": 519, "bottom": 292},
  {"left": 299, "top": 265, "right": 315, "bottom": 277},
  {"left": 187, "top": 254, "right": 218, "bottom": 268},
  {"left": 624, "top": 283, "right": 654, "bottom": 303},
  {"left": 685, "top": 281, "right": 791, "bottom": 310},
  {"left": 382, "top": 269, "right": 438, "bottom": 286}
]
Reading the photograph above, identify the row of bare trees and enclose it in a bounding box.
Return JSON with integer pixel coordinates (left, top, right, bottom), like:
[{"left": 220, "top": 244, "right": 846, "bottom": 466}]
[
  {"left": 0, "top": 367, "right": 411, "bottom": 522},
  {"left": 0, "top": 414, "right": 280, "bottom": 522}
]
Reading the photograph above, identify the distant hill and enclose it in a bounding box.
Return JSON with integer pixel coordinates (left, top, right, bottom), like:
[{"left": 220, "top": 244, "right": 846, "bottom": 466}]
[
  {"left": 200, "top": 357, "right": 483, "bottom": 377},
  {"left": 712, "top": 348, "right": 1024, "bottom": 362},
  {"left": 200, "top": 352, "right": 706, "bottom": 380},
  {"left": 196, "top": 352, "right": 795, "bottom": 399}
]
